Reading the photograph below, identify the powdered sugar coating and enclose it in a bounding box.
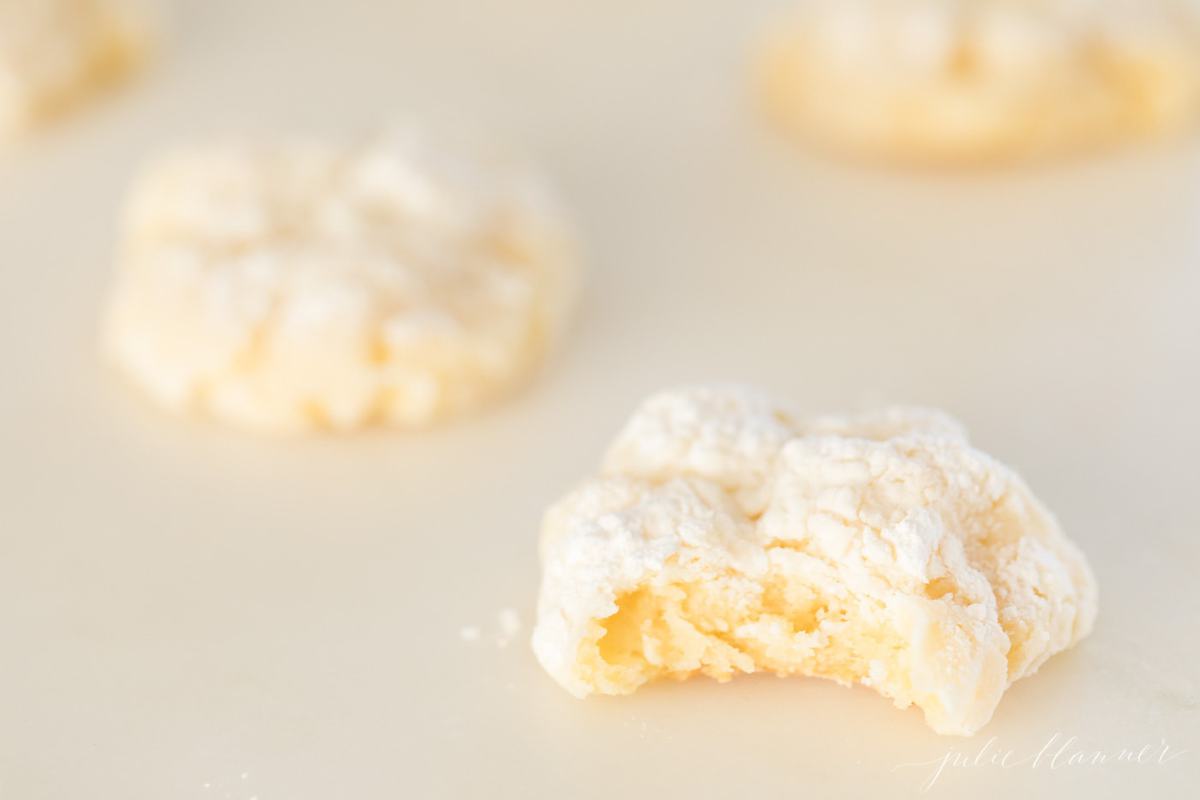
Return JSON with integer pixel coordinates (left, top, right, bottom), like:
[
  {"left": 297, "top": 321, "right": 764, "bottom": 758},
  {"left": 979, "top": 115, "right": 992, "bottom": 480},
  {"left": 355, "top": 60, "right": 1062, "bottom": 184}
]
[
  {"left": 533, "top": 386, "right": 1097, "bottom": 735},
  {"left": 760, "top": 0, "right": 1200, "bottom": 162},
  {"left": 602, "top": 385, "right": 800, "bottom": 516},
  {"left": 104, "top": 127, "right": 580, "bottom": 433}
]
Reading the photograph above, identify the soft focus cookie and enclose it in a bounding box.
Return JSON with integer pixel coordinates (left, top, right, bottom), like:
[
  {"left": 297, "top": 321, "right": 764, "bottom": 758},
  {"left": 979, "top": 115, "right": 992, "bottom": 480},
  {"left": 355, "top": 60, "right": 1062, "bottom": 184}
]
[
  {"left": 532, "top": 386, "right": 1097, "bottom": 735},
  {"left": 104, "top": 127, "right": 580, "bottom": 433},
  {"left": 0, "top": 0, "right": 149, "bottom": 140},
  {"left": 759, "top": 0, "right": 1200, "bottom": 162}
]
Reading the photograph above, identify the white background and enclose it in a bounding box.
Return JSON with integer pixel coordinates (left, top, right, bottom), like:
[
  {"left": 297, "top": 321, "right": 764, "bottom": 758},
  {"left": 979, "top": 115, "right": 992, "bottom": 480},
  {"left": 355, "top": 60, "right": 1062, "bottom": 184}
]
[{"left": 0, "top": 1, "right": 1197, "bottom": 797}]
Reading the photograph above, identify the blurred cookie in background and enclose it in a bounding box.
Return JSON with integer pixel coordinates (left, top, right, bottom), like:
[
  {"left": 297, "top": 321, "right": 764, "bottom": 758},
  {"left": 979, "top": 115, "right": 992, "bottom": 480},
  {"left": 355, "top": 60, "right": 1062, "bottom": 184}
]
[
  {"left": 103, "top": 126, "right": 581, "bottom": 434},
  {"left": 0, "top": 0, "right": 151, "bottom": 142},
  {"left": 758, "top": 0, "right": 1200, "bottom": 164}
]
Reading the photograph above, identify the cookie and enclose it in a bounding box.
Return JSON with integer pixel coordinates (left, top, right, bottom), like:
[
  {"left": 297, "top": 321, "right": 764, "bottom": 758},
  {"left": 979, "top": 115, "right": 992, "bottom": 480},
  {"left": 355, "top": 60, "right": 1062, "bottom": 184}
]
[
  {"left": 0, "top": 0, "right": 149, "bottom": 140},
  {"left": 759, "top": 0, "right": 1200, "bottom": 162},
  {"left": 532, "top": 386, "right": 1097, "bottom": 735},
  {"left": 104, "top": 127, "right": 580, "bottom": 433}
]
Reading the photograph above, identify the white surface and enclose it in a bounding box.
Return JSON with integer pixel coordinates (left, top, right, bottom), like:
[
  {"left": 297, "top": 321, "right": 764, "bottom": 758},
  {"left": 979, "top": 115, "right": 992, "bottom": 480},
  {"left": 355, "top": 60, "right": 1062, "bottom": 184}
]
[{"left": 0, "top": 1, "right": 1197, "bottom": 798}]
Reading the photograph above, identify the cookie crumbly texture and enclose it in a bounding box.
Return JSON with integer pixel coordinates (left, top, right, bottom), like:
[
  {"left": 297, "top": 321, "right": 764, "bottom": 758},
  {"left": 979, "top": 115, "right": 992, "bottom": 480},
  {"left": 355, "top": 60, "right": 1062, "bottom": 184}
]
[
  {"left": 103, "top": 128, "right": 580, "bottom": 433},
  {"left": 0, "top": 0, "right": 150, "bottom": 141},
  {"left": 532, "top": 387, "right": 1098, "bottom": 736},
  {"left": 759, "top": 0, "right": 1200, "bottom": 163}
]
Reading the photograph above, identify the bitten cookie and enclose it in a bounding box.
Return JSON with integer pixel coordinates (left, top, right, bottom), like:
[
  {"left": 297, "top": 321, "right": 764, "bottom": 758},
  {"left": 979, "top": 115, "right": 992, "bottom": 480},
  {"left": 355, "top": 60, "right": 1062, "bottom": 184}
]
[
  {"left": 104, "top": 127, "right": 580, "bottom": 433},
  {"left": 532, "top": 386, "right": 1098, "bottom": 736},
  {"left": 0, "top": 0, "right": 149, "bottom": 140},
  {"left": 759, "top": 0, "right": 1200, "bottom": 163}
]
